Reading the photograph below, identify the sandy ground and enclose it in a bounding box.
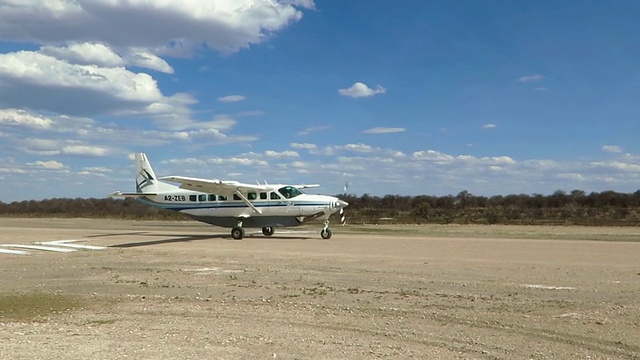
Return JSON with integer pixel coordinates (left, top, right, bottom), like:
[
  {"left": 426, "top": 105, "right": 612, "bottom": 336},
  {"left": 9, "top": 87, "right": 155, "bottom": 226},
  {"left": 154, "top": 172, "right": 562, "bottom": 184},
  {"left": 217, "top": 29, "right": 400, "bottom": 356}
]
[{"left": 0, "top": 218, "right": 639, "bottom": 359}]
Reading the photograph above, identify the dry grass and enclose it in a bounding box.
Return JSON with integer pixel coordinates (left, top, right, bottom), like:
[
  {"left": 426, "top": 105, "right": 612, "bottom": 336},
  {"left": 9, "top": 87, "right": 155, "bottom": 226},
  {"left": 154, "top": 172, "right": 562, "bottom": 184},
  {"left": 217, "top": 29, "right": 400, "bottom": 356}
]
[{"left": 0, "top": 292, "right": 84, "bottom": 322}]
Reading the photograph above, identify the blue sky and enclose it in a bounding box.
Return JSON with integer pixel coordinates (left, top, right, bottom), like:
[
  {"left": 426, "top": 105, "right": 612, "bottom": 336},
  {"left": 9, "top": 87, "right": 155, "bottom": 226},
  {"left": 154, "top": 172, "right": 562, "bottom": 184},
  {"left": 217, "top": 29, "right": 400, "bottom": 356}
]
[{"left": 0, "top": 0, "right": 639, "bottom": 202}]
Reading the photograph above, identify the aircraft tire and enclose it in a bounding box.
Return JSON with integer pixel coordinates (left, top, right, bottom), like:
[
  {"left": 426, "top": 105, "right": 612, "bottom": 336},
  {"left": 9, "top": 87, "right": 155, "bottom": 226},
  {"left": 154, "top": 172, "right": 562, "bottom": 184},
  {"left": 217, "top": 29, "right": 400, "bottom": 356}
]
[
  {"left": 320, "top": 228, "right": 332, "bottom": 239},
  {"left": 231, "top": 226, "right": 244, "bottom": 240},
  {"left": 262, "top": 227, "right": 275, "bottom": 236}
]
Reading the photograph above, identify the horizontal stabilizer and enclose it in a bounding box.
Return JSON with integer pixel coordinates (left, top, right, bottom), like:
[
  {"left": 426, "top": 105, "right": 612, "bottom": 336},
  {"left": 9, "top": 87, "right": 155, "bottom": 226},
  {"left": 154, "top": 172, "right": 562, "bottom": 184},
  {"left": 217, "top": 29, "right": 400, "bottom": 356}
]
[{"left": 110, "top": 191, "right": 157, "bottom": 198}]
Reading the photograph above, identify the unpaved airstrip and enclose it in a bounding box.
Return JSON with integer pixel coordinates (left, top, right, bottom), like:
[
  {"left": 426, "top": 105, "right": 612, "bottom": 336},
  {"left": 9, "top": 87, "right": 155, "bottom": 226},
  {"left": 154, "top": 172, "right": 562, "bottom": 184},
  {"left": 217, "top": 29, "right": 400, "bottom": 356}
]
[{"left": 1, "top": 218, "right": 639, "bottom": 359}]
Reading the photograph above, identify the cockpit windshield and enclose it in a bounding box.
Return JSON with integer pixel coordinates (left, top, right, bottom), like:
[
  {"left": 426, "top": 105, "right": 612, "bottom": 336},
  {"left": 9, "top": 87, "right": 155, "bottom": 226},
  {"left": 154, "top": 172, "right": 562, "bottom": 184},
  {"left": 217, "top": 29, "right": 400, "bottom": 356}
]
[{"left": 278, "top": 186, "right": 304, "bottom": 199}]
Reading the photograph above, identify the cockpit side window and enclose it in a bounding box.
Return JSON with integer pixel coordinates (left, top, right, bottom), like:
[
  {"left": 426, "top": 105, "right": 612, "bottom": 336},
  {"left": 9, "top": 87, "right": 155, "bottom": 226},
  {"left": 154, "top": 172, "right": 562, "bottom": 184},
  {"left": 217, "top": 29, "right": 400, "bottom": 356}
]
[{"left": 278, "top": 186, "right": 303, "bottom": 199}]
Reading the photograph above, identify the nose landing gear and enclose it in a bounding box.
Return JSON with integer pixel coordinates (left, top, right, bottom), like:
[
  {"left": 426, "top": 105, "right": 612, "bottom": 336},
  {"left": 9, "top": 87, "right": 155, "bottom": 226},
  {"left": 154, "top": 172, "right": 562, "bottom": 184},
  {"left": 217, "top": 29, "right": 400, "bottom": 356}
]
[{"left": 320, "top": 219, "right": 332, "bottom": 239}]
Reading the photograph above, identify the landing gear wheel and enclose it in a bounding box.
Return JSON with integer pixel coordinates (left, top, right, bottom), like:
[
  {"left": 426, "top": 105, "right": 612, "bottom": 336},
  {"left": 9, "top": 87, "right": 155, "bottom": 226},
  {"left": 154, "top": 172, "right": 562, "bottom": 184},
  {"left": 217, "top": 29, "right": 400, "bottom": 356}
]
[
  {"left": 231, "top": 226, "right": 245, "bottom": 240},
  {"left": 262, "top": 227, "right": 275, "bottom": 236},
  {"left": 320, "top": 228, "right": 332, "bottom": 239}
]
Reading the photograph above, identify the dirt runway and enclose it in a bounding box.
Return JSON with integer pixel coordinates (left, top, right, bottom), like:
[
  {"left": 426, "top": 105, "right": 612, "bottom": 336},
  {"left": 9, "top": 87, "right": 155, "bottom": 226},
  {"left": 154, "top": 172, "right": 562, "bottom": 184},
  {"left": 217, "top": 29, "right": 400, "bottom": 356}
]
[{"left": 1, "top": 218, "right": 639, "bottom": 359}]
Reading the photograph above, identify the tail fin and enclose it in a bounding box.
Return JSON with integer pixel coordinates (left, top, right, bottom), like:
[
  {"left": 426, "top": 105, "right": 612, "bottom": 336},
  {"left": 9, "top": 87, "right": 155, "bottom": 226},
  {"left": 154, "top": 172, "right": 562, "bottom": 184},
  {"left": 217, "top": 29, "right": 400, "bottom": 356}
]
[
  {"left": 135, "top": 152, "right": 158, "bottom": 193},
  {"left": 133, "top": 153, "right": 178, "bottom": 194},
  {"left": 111, "top": 153, "right": 177, "bottom": 197}
]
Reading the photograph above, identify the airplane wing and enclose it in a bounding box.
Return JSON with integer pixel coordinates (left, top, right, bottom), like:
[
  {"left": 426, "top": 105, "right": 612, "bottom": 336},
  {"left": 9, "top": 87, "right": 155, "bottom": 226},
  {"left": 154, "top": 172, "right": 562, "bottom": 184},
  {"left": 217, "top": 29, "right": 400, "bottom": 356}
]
[
  {"left": 159, "top": 176, "right": 268, "bottom": 194},
  {"left": 294, "top": 184, "right": 320, "bottom": 189}
]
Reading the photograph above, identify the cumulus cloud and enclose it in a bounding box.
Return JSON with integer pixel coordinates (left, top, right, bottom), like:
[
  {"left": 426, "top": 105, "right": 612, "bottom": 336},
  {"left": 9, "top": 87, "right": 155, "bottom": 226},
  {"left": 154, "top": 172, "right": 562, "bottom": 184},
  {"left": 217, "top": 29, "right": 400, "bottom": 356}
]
[
  {"left": 39, "top": 42, "right": 173, "bottom": 73},
  {"left": 482, "top": 123, "right": 497, "bottom": 129},
  {"left": 362, "top": 127, "right": 405, "bottom": 134},
  {"left": 338, "top": 82, "right": 386, "bottom": 98},
  {"left": 0, "top": 0, "right": 314, "bottom": 54},
  {"left": 0, "top": 50, "right": 172, "bottom": 116},
  {"left": 0, "top": 108, "right": 54, "bottom": 130},
  {"left": 0, "top": 50, "right": 199, "bottom": 127},
  {"left": 40, "top": 42, "right": 124, "bottom": 68}
]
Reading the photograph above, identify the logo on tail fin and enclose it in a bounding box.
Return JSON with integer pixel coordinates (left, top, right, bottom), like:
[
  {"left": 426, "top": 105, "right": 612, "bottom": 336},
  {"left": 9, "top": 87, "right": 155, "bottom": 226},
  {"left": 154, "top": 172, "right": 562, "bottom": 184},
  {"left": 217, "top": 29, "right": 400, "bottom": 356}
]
[{"left": 136, "top": 168, "right": 155, "bottom": 192}]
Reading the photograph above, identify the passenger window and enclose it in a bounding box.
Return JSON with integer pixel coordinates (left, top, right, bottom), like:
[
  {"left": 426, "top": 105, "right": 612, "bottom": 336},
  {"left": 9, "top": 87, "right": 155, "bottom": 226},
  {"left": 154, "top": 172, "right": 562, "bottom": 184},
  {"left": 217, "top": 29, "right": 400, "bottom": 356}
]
[
  {"left": 198, "top": 194, "right": 206, "bottom": 201},
  {"left": 208, "top": 194, "right": 216, "bottom": 201},
  {"left": 233, "top": 194, "right": 241, "bottom": 201},
  {"left": 189, "top": 195, "right": 197, "bottom": 201},
  {"left": 248, "top": 192, "right": 257, "bottom": 200},
  {"left": 218, "top": 195, "right": 227, "bottom": 201},
  {"left": 260, "top": 192, "right": 267, "bottom": 200},
  {"left": 270, "top": 192, "right": 281, "bottom": 200}
]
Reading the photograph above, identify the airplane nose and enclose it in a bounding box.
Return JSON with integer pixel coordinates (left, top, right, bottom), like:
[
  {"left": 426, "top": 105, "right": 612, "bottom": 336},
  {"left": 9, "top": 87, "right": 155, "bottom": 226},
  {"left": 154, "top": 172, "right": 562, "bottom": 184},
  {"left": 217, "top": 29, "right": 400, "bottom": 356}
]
[{"left": 337, "top": 200, "right": 348, "bottom": 208}]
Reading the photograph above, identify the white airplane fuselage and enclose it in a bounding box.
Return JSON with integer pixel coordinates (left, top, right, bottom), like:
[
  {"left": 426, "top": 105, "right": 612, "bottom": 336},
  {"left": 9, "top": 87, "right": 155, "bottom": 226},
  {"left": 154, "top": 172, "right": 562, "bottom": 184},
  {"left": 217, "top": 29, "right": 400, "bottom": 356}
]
[
  {"left": 138, "top": 188, "right": 346, "bottom": 228},
  {"left": 111, "top": 153, "right": 348, "bottom": 239}
]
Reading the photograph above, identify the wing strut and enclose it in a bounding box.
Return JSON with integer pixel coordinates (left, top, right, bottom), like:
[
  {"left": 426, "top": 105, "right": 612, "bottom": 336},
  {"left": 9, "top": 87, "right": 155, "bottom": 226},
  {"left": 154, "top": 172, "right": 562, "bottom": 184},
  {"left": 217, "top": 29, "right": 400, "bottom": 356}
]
[{"left": 234, "top": 190, "right": 262, "bottom": 214}]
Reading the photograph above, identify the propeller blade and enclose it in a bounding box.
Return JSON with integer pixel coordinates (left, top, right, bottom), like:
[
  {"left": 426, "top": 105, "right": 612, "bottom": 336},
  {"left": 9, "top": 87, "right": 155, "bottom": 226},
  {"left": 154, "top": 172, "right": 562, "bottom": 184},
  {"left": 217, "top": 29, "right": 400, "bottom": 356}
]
[{"left": 340, "top": 207, "right": 346, "bottom": 226}]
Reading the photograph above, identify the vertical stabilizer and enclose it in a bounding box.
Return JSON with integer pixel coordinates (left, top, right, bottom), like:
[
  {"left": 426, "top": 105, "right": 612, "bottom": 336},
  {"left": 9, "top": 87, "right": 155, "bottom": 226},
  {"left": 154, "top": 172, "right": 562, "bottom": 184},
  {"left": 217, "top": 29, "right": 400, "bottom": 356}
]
[
  {"left": 135, "top": 153, "right": 159, "bottom": 193},
  {"left": 133, "top": 153, "right": 179, "bottom": 194}
]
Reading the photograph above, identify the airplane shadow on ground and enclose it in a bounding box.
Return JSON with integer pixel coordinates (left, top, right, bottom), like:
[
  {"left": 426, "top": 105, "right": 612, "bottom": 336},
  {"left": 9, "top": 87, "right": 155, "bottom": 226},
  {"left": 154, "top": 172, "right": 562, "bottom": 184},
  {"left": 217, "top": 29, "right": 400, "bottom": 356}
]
[{"left": 110, "top": 233, "right": 313, "bottom": 248}]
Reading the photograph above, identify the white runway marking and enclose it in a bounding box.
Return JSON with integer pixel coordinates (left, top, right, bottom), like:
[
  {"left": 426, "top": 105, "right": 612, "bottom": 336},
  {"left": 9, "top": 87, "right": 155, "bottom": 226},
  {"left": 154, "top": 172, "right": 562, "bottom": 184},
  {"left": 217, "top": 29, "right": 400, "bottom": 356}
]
[
  {"left": 1, "top": 244, "right": 76, "bottom": 253},
  {"left": 0, "top": 248, "right": 30, "bottom": 255},
  {"left": 1, "top": 239, "right": 108, "bottom": 256},
  {"left": 522, "top": 284, "right": 576, "bottom": 290},
  {"left": 38, "top": 240, "right": 107, "bottom": 250}
]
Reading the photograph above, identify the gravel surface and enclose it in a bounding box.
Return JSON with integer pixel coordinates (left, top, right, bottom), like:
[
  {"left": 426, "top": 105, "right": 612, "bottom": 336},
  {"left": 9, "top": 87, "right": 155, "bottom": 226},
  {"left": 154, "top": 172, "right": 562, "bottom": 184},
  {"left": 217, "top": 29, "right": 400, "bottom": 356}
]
[{"left": 1, "top": 218, "right": 639, "bottom": 359}]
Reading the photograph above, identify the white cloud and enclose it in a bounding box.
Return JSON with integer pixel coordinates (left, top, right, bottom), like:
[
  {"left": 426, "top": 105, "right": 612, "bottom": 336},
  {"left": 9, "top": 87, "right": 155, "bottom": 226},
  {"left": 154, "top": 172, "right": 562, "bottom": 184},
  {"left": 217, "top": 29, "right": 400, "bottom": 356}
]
[
  {"left": 28, "top": 160, "right": 65, "bottom": 169},
  {"left": 602, "top": 145, "right": 623, "bottom": 154},
  {"left": 0, "top": 108, "right": 54, "bottom": 130},
  {"left": 40, "top": 42, "right": 124, "bottom": 68},
  {"left": 0, "top": 50, "right": 202, "bottom": 130},
  {"left": 344, "top": 143, "right": 373, "bottom": 153},
  {"left": 362, "top": 127, "right": 405, "bottom": 134},
  {"left": 412, "top": 150, "right": 455, "bottom": 164},
  {"left": 591, "top": 161, "right": 640, "bottom": 172},
  {"left": 518, "top": 74, "right": 543, "bottom": 82},
  {"left": 42, "top": 42, "right": 175, "bottom": 73},
  {"left": 0, "top": 51, "right": 161, "bottom": 102},
  {"left": 0, "top": 51, "right": 177, "bottom": 117},
  {"left": 62, "top": 145, "right": 110, "bottom": 157},
  {"left": 82, "top": 166, "right": 112, "bottom": 173},
  {"left": 265, "top": 150, "right": 299, "bottom": 158},
  {"left": 217, "top": 95, "right": 246, "bottom": 103},
  {"left": 338, "top": 82, "right": 386, "bottom": 98},
  {"left": 482, "top": 123, "right": 497, "bottom": 129},
  {"left": 290, "top": 143, "right": 317, "bottom": 150},
  {"left": 534, "top": 87, "right": 549, "bottom": 92},
  {"left": 0, "top": 0, "right": 314, "bottom": 54}
]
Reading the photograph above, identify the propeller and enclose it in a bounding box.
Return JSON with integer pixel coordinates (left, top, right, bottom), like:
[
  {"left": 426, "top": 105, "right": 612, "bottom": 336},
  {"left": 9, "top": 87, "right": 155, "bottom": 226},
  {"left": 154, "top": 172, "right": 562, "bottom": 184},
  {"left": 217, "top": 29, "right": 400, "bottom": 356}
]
[
  {"left": 340, "top": 181, "right": 349, "bottom": 226},
  {"left": 340, "top": 207, "right": 347, "bottom": 226}
]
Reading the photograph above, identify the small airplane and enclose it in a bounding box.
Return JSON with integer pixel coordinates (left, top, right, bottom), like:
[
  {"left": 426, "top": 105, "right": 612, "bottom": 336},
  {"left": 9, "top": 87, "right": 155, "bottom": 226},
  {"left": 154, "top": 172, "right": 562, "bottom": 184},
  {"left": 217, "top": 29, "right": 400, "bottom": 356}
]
[{"left": 111, "top": 153, "right": 348, "bottom": 240}]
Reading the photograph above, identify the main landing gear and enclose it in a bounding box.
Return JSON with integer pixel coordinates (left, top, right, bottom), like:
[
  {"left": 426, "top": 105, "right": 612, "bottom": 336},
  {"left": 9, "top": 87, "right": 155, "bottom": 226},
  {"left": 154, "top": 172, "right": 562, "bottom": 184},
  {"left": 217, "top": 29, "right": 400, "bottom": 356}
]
[
  {"left": 231, "top": 226, "right": 245, "bottom": 240},
  {"left": 230, "top": 222, "right": 275, "bottom": 240},
  {"left": 231, "top": 219, "right": 245, "bottom": 240}
]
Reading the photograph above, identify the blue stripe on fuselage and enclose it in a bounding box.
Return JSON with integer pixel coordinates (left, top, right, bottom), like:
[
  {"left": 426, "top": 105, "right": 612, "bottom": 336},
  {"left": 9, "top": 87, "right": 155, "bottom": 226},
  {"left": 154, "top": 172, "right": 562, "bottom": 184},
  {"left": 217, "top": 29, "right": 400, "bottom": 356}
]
[{"left": 137, "top": 197, "right": 329, "bottom": 212}]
